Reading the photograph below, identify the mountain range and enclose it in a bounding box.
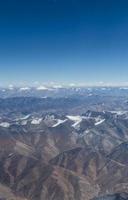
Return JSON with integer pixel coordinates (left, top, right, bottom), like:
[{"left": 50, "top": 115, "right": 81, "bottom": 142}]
[{"left": 0, "top": 87, "right": 128, "bottom": 199}]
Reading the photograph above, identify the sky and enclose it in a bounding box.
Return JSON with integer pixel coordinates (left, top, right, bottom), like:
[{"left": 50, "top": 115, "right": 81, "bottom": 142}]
[{"left": 0, "top": 0, "right": 128, "bottom": 86}]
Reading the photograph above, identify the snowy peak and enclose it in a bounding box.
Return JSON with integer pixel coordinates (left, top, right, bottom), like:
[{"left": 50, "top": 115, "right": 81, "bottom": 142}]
[
  {"left": 19, "top": 87, "right": 30, "bottom": 91},
  {"left": 31, "top": 118, "right": 42, "bottom": 124},
  {"left": 36, "top": 86, "right": 48, "bottom": 90}
]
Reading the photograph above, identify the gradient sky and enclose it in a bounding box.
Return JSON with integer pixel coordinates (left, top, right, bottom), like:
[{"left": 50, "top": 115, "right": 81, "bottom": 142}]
[{"left": 0, "top": 0, "right": 128, "bottom": 85}]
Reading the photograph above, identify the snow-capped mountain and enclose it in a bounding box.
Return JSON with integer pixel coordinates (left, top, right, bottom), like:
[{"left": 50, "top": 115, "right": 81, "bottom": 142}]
[{"left": 0, "top": 90, "right": 128, "bottom": 199}]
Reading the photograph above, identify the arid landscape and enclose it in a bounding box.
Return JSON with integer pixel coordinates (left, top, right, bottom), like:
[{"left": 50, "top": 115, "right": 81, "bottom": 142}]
[{"left": 0, "top": 87, "right": 128, "bottom": 199}]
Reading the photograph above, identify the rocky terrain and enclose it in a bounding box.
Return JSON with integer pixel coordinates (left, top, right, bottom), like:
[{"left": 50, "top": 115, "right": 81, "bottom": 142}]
[{"left": 0, "top": 87, "right": 128, "bottom": 199}]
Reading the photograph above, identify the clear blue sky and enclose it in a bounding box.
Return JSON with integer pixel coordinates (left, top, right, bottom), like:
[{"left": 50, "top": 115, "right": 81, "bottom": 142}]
[{"left": 0, "top": 0, "right": 128, "bottom": 85}]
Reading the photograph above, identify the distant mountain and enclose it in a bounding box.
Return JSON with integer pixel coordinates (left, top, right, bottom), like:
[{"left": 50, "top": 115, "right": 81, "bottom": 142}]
[{"left": 1, "top": 86, "right": 128, "bottom": 98}]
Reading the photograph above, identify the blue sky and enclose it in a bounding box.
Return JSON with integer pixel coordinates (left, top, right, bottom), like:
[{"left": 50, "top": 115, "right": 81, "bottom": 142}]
[{"left": 0, "top": 0, "right": 128, "bottom": 85}]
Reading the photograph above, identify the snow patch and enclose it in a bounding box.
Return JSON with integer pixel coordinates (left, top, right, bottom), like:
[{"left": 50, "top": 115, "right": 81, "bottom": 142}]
[
  {"left": 0, "top": 122, "right": 10, "bottom": 128},
  {"left": 31, "top": 118, "right": 42, "bottom": 125},
  {"left": 8, "top": 153, "right": 14, "bottom": 157},
  {"left": 85, "top": 129, "right": 90, "bottom": 134},
  {"left": 36, "top": 86, "right": 48, "bottom": 90},
  {"left": 15, "top": 114, "right": 30, "bottom": 121},
  {"left": 95, "top": 119, "right": 105, "bottom": 126},
  {"left": 67, "top": 115, "right": 82, "bottom": 128},
  {"left": 109, "top": 111, "right": 128, "bottom": 115},
  {"left": 67, "top": 115, "right": 82, "bottom": 121},
  {"left": 21, "top": 120, "right": 28, "bottom": 125},
  {"left": 52, "top": 119, "right": 67, "bottom": 127},
  {"left": 20, "top": 115, "right": 30, "bottom": 120}
]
